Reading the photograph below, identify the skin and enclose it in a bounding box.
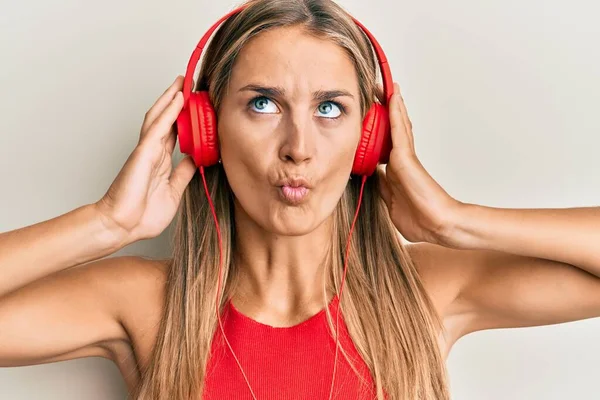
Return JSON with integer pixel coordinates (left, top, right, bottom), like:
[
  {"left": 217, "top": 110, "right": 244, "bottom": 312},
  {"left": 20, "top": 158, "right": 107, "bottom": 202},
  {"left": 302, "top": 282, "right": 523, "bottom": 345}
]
[
  {"left": 217, "top": 25, "right": 363, "bottom": 319},
  {"left": 2, "top": 24, "right": 600, "bottom": 397}
]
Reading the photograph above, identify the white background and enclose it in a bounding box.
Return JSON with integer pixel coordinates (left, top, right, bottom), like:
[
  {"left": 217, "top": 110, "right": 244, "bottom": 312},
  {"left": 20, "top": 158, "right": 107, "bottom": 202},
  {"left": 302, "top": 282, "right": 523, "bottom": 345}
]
[{"left": 0, "top": 0, "right": 598, "bottom": 398}]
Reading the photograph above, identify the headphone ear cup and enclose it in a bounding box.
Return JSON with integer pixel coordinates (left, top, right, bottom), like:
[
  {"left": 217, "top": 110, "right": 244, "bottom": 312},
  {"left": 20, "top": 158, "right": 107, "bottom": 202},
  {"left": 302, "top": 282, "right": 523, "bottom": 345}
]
[
  {"left": 352, "top": 102, "right": 391, "bottom": 176},
  {"left": 177, "top": 91, "right": 219, "bottom": 168},
  {"left": 176, "top": 95, "right": 194, "bottom": 157},
  {"left": 194, "top": 91, "right": 220, "bottom": 167}
]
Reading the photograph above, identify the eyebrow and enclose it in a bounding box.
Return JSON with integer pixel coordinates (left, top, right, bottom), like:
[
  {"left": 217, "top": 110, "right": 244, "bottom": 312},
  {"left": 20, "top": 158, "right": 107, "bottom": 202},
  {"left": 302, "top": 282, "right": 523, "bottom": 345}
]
[{"left": 238, "top": 84, "right": 355, "bottom": 102}]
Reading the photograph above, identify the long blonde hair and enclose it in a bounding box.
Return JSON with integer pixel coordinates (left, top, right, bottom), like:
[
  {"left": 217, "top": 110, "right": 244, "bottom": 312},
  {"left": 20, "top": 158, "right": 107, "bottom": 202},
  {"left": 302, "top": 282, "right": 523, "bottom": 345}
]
[{"left": 134, "top": 0, "right": 451, "bottom": 398}]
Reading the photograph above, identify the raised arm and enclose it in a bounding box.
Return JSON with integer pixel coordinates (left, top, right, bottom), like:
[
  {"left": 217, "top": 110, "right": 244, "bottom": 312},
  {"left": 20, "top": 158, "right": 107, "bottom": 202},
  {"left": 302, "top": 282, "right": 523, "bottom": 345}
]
[
  {"left": 0, "top": 203, "right": 131, "bottom": 366},
  {"left": 0, "top": 203, "right": 126, "bottom": 299},
  {"left": 0, "top": 75, "right": 195, "bottom": 368},
  {"left": 377, "top": 82, "right": 600, "bottom": 345},
  {"left": 0, "top": 254, "right": 154, "bottom": 367}
]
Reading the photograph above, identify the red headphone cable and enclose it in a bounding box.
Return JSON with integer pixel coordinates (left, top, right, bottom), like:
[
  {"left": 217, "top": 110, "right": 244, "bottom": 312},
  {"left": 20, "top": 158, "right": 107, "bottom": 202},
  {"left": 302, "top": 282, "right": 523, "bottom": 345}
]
[
  {"left": 199, "top": 166, "right": 368, "bottom": 399},
  {"left": 329, "top": 174, "right": 367, "bottom": 399}
]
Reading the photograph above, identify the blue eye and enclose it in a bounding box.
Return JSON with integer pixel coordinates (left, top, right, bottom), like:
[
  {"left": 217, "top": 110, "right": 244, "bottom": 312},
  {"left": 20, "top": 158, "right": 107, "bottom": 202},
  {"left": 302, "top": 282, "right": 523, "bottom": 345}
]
[
  {"left": 247, "top": 96, "right": 346, "bottom": 119},
  {"left": 316, "top": 101, "right": 343, "bottom": 119},
  {"left": 249, "top": 96, "right": 279, "bottom": 113}
]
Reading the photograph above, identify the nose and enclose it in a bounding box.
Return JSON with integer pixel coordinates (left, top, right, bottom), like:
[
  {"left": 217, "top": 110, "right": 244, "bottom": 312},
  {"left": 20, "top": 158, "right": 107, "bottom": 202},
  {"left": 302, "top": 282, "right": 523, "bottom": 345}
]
[{"left": 278, "top": 111, "right": 316, "bottom": 165}]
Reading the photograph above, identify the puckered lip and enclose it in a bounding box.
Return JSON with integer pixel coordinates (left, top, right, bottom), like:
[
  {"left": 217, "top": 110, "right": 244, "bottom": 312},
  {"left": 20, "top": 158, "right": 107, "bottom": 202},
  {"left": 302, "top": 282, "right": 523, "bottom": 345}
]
[{"left": 274, "top": 176, "right": 313, "bottom": 189}]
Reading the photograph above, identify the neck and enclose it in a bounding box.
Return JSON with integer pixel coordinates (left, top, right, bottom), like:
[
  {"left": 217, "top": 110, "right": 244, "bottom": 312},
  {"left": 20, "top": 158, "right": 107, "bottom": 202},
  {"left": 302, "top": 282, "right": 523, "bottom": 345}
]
[{"left": 231, "top": 203, "right": 335, "bottom": 314}]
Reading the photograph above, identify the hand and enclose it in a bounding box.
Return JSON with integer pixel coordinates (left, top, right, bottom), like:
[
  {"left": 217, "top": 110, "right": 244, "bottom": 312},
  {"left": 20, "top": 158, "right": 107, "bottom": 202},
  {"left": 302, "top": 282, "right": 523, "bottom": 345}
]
[
  {"left": 95, "top": 76, "right": 197, "bottom": 242},
  {"left": 377, "top": 82, "right": 461, "bottom": 246}
]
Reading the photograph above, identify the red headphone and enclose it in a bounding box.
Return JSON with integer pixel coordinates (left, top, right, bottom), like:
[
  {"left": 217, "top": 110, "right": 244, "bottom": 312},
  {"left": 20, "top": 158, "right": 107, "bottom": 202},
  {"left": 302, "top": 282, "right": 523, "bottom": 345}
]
[
  {"left": 176, "top": 5, "right": 394, "bottom": 177},
  {"left": 175, "top": 5, "right": 394, "bottom": 399}
]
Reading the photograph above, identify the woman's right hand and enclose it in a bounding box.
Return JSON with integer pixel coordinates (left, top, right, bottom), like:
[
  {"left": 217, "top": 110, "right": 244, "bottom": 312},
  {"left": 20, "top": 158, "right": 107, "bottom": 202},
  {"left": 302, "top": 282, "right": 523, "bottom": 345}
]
[{"left": 95, "top": 75, "right": 197, "bottom": 243}]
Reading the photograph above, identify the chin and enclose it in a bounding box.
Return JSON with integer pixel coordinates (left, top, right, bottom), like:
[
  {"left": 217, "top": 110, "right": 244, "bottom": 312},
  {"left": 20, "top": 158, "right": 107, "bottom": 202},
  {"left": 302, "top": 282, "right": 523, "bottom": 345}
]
[
  {"left": 265, "top": 203, "right": 325, "bottom": 236},
  {"left": 267, "top": 217, "right": 321, "bottom": 236},
  {"left": 258, "top": 199, "right": 332, "bottom": 236}
]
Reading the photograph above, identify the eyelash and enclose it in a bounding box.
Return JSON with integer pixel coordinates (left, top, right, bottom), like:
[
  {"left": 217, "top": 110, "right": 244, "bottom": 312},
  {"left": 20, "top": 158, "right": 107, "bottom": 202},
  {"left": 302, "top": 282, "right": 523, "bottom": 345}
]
[{"left": 246, "top": 96, "right": 347, "bottom": 120}]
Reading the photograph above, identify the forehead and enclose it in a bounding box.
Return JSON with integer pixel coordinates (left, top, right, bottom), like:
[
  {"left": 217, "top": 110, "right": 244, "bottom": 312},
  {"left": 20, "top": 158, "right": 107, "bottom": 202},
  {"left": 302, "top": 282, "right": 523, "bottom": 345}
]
[{"left": 228, "top": 25, "right": 359, "bottom": 95}]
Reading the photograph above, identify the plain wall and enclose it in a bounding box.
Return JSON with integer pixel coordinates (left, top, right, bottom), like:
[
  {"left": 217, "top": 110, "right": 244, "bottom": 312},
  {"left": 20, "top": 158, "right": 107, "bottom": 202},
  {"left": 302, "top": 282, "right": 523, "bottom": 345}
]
[{"left": 0, "top": 0, "right": 598, "bottom": 398}]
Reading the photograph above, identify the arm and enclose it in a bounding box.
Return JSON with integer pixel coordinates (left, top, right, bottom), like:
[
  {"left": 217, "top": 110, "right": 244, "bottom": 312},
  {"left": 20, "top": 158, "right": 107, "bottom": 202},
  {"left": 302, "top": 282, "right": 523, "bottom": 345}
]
[
  {"left": 448, "top": 204, "right": 600, "bottom": 276},
  {"left": 0, "top": 75, "right": 192, "bottom": 368},
  {"left": 0, "top": 255, "right": 144, "bottom": 367},
  {"left": 423, "top": 204, "right": 600, "bottom": 339},
  {"left": 0, "top": 203, "right": 129, "bottom": 299},
  {"left": 0, "top": 74, "right": 193, "bottom": 301},
  {"left": 0, "top": 203, "right": 138, "bottom": 367},
  {"left": 378, "top": 81, "right": 600, "bottom": 338}
]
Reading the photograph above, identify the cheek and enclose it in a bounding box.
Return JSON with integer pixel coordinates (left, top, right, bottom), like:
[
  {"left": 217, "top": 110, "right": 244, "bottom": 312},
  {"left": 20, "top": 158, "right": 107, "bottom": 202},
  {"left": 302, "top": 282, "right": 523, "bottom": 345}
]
[
  {"left": 325, "top": 122, "right": 362, "bottom": 173},
  {"left": 318, "top": 123, "right": 361, "bottom": 206},
  {"left": 223, "top": 160, "right": 275, "bottom": 231},
  {"left": 329, "top": 112, "right": 363, "bottom": 151},
  {"left": 218, "top": 108, "right": 279, "bottom": 163},
  {"left": 217, "top": 117, "right": 273, "bottom": 221},
  {"left": 220, "top": 145, "right": 265, "bottom": 205},
  {"left": 218, "top": 112, "right": 250, "bottom": 155}
]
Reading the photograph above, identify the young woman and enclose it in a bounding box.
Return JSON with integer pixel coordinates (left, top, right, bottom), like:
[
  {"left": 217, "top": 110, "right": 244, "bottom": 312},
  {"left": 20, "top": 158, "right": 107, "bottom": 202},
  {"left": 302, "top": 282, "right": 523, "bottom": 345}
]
[{"left": 1, "top": 0, "right": 599, "bottom": 399}]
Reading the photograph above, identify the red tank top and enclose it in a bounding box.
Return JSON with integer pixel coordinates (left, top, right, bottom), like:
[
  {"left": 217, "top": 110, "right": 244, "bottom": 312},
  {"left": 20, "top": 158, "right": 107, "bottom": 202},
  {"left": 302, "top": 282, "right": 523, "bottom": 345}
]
[{"left": 202, "top": 294, "right": 379, "bottom": 399}]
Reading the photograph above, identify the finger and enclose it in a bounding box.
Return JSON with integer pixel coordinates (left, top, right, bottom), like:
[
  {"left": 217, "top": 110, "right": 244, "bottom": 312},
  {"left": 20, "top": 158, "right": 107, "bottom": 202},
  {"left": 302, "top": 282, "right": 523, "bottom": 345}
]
[
  {"left": 165, "top": 125, "right": 177, "bottom": 155},
  {"left": 169, "top": 155, "right": 197, "bottom": 200},
  {"left": 376, "top": 165, "right": 392, "bottom": 207},
  {"left": 389, "top": 82, "right": 412, "bottom": 152},
  {"left": 141, "top": 76, "right": 185, "bottom": 136},
  {"left": 145, "top": 91, "right": 185, "bottom": 143},
  {"left": 395, "top": 83, "right": 415, "bottom": 151}
]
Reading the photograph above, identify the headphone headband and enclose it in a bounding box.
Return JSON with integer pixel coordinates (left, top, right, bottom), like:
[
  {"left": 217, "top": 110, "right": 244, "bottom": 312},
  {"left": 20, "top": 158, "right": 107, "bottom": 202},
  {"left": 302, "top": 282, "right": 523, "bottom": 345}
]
[{"left": 182, "top": 5, "right": 393, "bottom": 106}]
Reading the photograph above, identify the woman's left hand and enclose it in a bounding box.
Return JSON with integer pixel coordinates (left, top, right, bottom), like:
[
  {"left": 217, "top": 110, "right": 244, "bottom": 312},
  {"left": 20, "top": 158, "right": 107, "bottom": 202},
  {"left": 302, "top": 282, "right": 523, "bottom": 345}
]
[{"left": 377, "top": 82, "right": 461, "bottom": 246}]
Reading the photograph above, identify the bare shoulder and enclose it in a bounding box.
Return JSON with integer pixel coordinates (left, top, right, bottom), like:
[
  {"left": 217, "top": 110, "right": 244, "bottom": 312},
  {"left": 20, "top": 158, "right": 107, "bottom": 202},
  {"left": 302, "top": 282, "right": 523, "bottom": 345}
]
[
  {"left": 85, "top": 255, "right": 170, "bottom": 390},
  {"left": 404, "top": 241, "right": 475, "bottom": 354},
  {"left": 104, "top": 255, "right": 170, "bottom": 370},
  {"left": 59, "top": 255, "right": 170, "bottom": 374},
  {"left": 0, "top": 254, "right": 170, "bottom": 393},
  {"left": 83, "top": 255, "right": 169, "bottom": 327},
  {"left": 405, "top": 242, "right": 465, "bottom": 317}
]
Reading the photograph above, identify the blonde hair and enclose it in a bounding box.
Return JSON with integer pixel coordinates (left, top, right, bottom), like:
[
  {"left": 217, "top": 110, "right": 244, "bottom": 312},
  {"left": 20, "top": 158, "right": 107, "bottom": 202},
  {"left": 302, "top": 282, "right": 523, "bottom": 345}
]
[{"left": 134, "top": 0, "right": 450, "bottom": 398}]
